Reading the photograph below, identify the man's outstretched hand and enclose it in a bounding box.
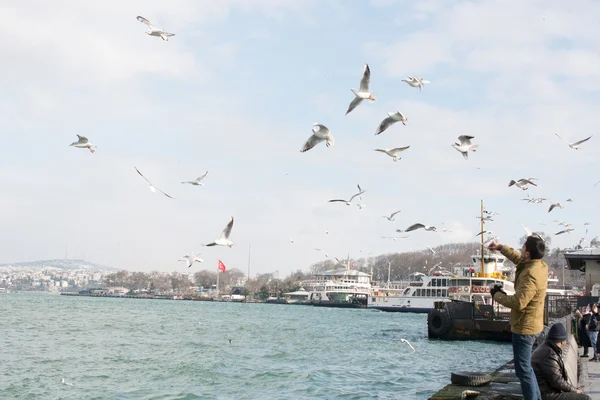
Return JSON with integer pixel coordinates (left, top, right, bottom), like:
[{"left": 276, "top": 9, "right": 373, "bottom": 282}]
[{"left": 488, "top": 241, "right": 503, "bottom": 251}]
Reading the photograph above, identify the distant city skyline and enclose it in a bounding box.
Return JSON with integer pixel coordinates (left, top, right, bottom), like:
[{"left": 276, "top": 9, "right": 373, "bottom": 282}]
[{"left": 1, "top": 1, "right": 598, "bottom": 275}]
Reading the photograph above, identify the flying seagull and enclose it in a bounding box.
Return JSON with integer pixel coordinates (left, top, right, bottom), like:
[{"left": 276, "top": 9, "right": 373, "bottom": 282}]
[
  {"left": 375, "top": 111, "right": 407, "bottom": 135},
  {"left": 328, "top": 189, "right": 366, "bottom": 206},
  {"left": 398, "top": 338, "right": 416, "bottom": 352},
  {"left": 555, "top": 133, "right": 593, "bottom": 150},
  {"left": 398, "top": 223, "right": 437, "bottom": 233},
  {"left": 401, "top": 76, "right": 430, "bottom": 91},
  {"left": 134, "top": 166, "right": 175, "bottom": 199},
  {"left": 381, "top": 236, "right": 409, "bottom": 241},
  {"left": 136, "top": 16, "right": 175, "bottom": 41},
  {"left": 555, "top": 228, "right": 574, "bottom": 235},
  {"left": 60, "top": 378, "right": 73, "bottom": 386},
  {"left": 382, "top": 210, "right": 402, "bottom": 221},
  {"left": 182, "top": 171, "right": 208, "bottom": 186},
  {"left": 374, "top": 146, "right": 410, "bottom": 162},
  {"left": 69, "top": 135, "right": 96, "bottom": 153},
  {"left": 346, "top": 64, "right": 376, "bottom": 115},
  {"left": 205, "top": 217, "right": 235, "bottom": 247},
  {"left": 476, "top": 230, "right": 494, "bottom": 237},
  {"left": 300, "top": 123, "right": 334, "bottom": 152},
  {"left": 441, "top": 223, "right": 452, "bottom": 232},
  {"left": 179, "top": 254, "right": 204, "bottom": 268},
  {"left": 548, "top": 202, "right": 564, "bottom": 213},
  {"left": 426, "top": 246, "right": 435, "bottom": 254},
  {"left": 451, "top": 135, "right": 478, "bottom": 160},
  {"left": 508, "top": 178, "right": 537, "bottom": 190}
]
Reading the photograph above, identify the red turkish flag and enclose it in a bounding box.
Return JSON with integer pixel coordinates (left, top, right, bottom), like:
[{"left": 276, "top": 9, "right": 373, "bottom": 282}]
[{"left": 218, "top": 260, "right": 227, "bottom": 272}]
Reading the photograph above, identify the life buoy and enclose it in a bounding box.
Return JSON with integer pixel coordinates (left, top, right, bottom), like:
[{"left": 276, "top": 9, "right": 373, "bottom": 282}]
[
  {"left": 448, "top": 287, "right": 454, "bottom": 293},
  {"left": 485, "top": 287, "right": 490, "bottom": 293},
  {"left": 458, "top": 287, "right": 462, "bottom": 292},
  {"left": 464, "top": 286, "right": 470, "bottom": 293},
  {"left": 428, "top": 308, "right": 453, "bottom": 338},
  {"left": 473, "top": 286, "right": 479, "bottom": 293}
]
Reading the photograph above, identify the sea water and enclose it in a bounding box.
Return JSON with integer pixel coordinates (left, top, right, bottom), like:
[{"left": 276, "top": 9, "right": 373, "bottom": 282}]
[{"left": 1, "top": 294, "right": 512, "bottom": 399}]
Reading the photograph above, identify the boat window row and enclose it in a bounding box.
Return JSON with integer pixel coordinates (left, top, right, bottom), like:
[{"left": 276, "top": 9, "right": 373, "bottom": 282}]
[{"left": 412, "top": 288, "right": 447, "bottom": 297}]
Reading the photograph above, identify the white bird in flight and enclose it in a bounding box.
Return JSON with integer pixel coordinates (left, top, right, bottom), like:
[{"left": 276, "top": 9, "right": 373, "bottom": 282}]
[
  {"left": 451, "top": 135, "right": 477, "bottom": 160},
  {"left": 300, "top": 123, "right": 334, "bottom": 152},
  {"left": 401, "top": 76, "right": 430, "bottom": 91},
  {"left": 555, "top": 228, "right": 574, "bottom": 235},
  {"left": 205, "top": 217, "right": 235, "bottom": 247},
  {"left": 398, "top": 338, "right": 416, "bottom": 352},
  {"left": 61, "top": 378, "right": 73, "bottom": 386},
  {"left": 375, "top": 111, "right": 407, "bottom": 135},
  {"left": 554, "top": 133, "right": 593, "bottom": 150},
  {"left": 289, "top": 237, "right": 295, "bottom": 244},
  {"left": 134, "top": 166, "right": 175, "bottom": 199},
  {"left": 381, "top": 236, "right": 409, "bottom": 241},
  {"left": 136, "top": 16, "right": 175, "bottom": 41},
  {"left": 179, "top": 254, "right": 204, "bottom": 268},
  {"left": 374, "top": 146, "right": 410, "bottom": 162},
  {"left": 328, "top": 188, "right": 366, "bottom": 206},
  {"left": 441, "top": 223, "right": 452, "bottom": 232},
  {"left": 508, "top": 178, "right": 537, "bottom": 191},
  {"left": 426, "top": 246, "right": 435, "bottom": 254},
  {"left": 398, "top": 223, "right": 437, "bottom": 233},
  {"left": 382, "top": 210, "right": 402, "bottom": 221},
  {"left": 548, "top": 202, "right": 564, "bottom": 213},
  {"left": 182, "top": 171, "right": 209, "bottom": 186},
  {"left": 346, "top": 64, "right": 376, "bottom": 115},
  {"left": 69, "top": 135, "right": 96, "bottom": 153}
]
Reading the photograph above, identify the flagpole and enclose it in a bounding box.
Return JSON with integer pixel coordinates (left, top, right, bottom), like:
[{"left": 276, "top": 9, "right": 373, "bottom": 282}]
[{"left": 216, "top": 260, "right": 220, "bottom": 300}]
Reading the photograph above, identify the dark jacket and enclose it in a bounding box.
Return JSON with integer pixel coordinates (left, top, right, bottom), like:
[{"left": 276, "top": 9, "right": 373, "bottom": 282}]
[
  {"left": 587, "top": 312, "right": 599, "bottom": 332},
  {"left": 531, "top": 339, "right": 579, "bottom": 394}
]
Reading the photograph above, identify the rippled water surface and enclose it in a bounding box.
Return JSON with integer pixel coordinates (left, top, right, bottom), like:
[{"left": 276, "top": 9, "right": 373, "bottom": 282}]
[{"left": 1, "top": 294, "right": 512, "bottom": 399}]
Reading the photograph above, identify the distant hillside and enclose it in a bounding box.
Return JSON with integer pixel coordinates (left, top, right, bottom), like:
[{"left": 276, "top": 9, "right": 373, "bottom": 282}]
[{"left": 0, "top": 259, "right": 119, "bottom": 271}]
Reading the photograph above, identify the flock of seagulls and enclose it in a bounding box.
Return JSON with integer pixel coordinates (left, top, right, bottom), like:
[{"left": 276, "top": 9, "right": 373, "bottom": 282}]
[{"left": 62, "top": 15, "right": 598, "bottom": 273}]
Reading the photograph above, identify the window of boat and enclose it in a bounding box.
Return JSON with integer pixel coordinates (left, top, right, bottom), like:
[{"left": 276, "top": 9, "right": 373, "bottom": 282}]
[
  {"left": 442, "top": 289, "right": 447, "bottom": 296},
  {"left": 436, "top": 289, "right": 442, "bottom": 297},
  {"left": 403, "top": 288, "right": 411, "bottom": 295}
]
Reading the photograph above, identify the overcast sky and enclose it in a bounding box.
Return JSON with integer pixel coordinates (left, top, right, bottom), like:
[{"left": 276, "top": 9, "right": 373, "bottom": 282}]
[{"left": 1, "top": 0, "right": 598, "bottom": 276}]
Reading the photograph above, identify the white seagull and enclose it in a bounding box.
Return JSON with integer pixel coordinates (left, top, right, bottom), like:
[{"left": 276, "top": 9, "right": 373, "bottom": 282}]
[
  {"left": 398, "top": 223, "right": 437, "bottom": 233},
  {"left": 555, "top": 134, "right": 593, "bottom": 150},
  {"left": 508, "top": 178, "right": 537, "bottom": 190},
  {"left": 451, "top": 135, "right": 478, "bottom": 160},
  {"left": 381, "top": 236, "right": 409, "bottom": 241},
  {"left": 300, "top": 123, "right": 334, "bottom": 152},
  {"left": 179, "top": 254, "right": 204, "bottom": 268},
  {"left": 382, "top": 210, "right": 402, "bottom": 221},
  {"left": 401, "top": 76, "right": 430, "bottom": 91},
  {"left": 398, "top": 338, "right": 416, "bottom": 352},
  {"left": 69, "top": 135, "right": 96, "bottom": 153},
  {"left": 61, "top": 378, "right": 73, "bottom": 386},
  {"left": 182, "top": 171, "right": 209, "bottom": 186},
  {"left": 548, "top": 202, "right": 564, "bottom": 213},
  {"left": 205, "top": 217, "right": 235, "bottom": 247},
  {"left": 346, "top": 64, "right": 376, "bottom": 115},
  {"left": 374, "top": 146, "right": 410, "bottom": 162},
  {"left": 441, "top": 223, "right": 452, "bottom": 232},
  {"left": 555, "top": 228, "right": 574, "bottom": 235},
  {"left": 328, "top": 189, "right": 366, "bottom": 206},
  {"left": 426, "top": 246, "right": 435, "bottom": 254},
  {"left": 134, "top": 166, "right": 175, "bottom": 199},
  {"left": 375, "top": 111, "right": 407, "bottom": 135},
  {"left": 522, "top": 225, "right": 534, "bottom": 237},
  {"left": 136, "top": 16, "right": 175, "bottom": 41}
]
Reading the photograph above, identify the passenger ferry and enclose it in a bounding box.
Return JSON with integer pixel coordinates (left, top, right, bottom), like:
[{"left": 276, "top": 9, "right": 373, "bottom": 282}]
[
  {"left": 297, "top": 267, "right": 372, "bottom": 306},
  {"left": 368, "top": 252, "right": 514, "bottom": 313}
]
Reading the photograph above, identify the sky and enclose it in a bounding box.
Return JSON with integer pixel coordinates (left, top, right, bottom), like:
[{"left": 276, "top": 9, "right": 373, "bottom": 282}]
[{"left": 1, "top": 0, "right": 599, "bottom": 276}]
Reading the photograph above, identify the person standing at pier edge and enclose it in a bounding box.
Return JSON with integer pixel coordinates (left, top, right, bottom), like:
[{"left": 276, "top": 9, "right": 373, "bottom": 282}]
[
  {"left": 489, "top": 236, "right": 548, "bottom": 400},
  {"left": 585, "top": 303, "right": 599, "bottom": 361},
  {"left": 579, "top": 306, "right": 592, "bottom": 358},
  {"left": 531, "top": 323, "right": 591, "bottom": 400}
]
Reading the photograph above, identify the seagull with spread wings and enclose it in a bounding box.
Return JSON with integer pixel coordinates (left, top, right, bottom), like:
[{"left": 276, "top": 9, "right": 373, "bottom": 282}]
[
  {"left": 136, "top": 16, "right": 175, "bottom": 41},
  {"left": 182, "top": 171, "right": 208, "bottom": 186},
  {"left": 398, "top": 223, "right": 437, "bottom": 233},
  {"left": 554, "top": 133, "right": 593, "bottom": 150},
  {"left": 398, "top": 338, "right": 416, "bottom": 352},
  {"left": 374, "top": 146, "right": 410, "bottom": 162},
  {"left": 548, "top": 202, "right": 564, "bottom": 213},
  {"left": 179, "top": 254, "right": 204, "bottom": 268},
  {"left": 328, "top": 188, "right": 366, "bottom": 206},
  {"left": 300, "top": 123, "right": 334, "bottom": 152},
  {"left": 555, "top": 228, "right": 574, "bottom": 235},
  {"left": 346, "top": 64, "right": 376, "bottom": 115},
  {"left": 134, "top": 166, "right": 175, "bottom": 199},
  {"left": 401, "top": 76, "right": 430, "bottom": 91},
  {"left": 205, "top": 217, "right": 235, "bottom": 247},
  {"left": 375, "top": 111, "right": 407, "bottom": 135},
  {"left": 69, "top": 135, "right": 96, "bottom": 153},
  {"left": 382, "top": 210, "right": 402, "bottom": 221},
  {"left": 451, "top": 135, "right": 478, "bottom": 160},
  {"left": 508, "top": 178, "right": 537, "bottom": 190}
]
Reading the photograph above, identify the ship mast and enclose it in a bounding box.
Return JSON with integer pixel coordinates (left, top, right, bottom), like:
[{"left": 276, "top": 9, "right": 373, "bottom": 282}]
[{"left": 480, "top": 199, "right": 484, "bottom": 275}]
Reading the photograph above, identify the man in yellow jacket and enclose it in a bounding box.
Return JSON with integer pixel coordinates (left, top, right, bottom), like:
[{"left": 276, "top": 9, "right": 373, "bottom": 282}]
[{"left": 489, "top": 236, "right": 548, "bottom": 400}]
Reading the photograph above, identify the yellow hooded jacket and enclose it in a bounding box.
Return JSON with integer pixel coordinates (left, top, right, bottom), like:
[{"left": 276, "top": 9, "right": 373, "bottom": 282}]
[{"left": 493, "top": 245, "right": 548, "bottom": 335}]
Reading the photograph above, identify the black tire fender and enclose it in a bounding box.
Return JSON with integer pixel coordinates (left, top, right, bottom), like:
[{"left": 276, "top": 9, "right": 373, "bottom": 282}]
[
  {"left": 428, "top": 308, "right": 452, "bottom": 337},
  {"left": 450, "top": 371, "right": 492, "bottom": 387}
]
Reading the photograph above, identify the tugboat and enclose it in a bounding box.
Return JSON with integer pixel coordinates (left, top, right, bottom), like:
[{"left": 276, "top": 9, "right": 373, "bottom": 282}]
[{"left": 427, "top": 200, "right": 515, "bottom": 342}]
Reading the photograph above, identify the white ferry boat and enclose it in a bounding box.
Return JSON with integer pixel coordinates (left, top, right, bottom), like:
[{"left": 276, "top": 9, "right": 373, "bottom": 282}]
[
  {"left": 368, "top": 251, "right": 514, "bottom": 313},
  {"left": 298, "top": 267, "right": 372, "bottom": 306}
]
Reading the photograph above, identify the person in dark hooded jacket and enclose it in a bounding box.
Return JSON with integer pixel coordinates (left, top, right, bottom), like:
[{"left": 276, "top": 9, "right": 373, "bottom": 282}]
[{"left": 531, "top": 323, "right": 590, "bottom": 400}]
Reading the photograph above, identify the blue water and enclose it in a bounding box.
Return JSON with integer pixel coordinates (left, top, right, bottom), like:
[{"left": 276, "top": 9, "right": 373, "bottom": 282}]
[{"left": 1, "top": 294, "right": 512, "bottom": 399}]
